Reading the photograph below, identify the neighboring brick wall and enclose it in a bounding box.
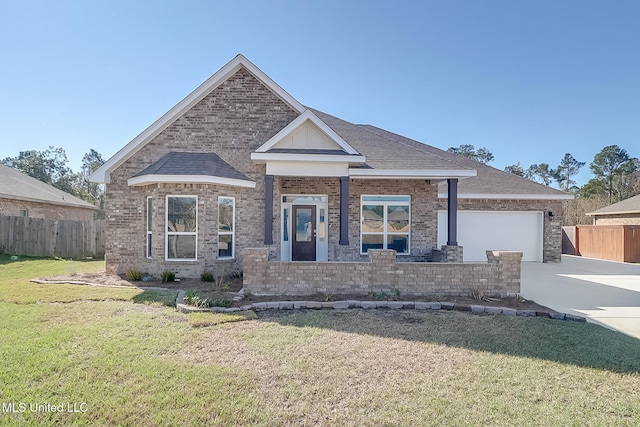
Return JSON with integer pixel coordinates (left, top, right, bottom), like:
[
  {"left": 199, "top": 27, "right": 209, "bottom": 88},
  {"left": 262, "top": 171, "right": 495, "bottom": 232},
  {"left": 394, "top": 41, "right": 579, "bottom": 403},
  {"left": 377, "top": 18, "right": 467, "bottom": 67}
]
[
  {"left": 437, "top": 198, "right": 564, "bottom": 263},
  {"left": 594, "top": 214, "right": 640, "bottom": 225},
  {"left": 105, "top": 67, "right": 299, "bottom": 275},
  {"left": 243, "top": 247, "right": 522, "bottom": 297},
  {"left": 0, "top": 198, "right": 95, "bottom": 221}
]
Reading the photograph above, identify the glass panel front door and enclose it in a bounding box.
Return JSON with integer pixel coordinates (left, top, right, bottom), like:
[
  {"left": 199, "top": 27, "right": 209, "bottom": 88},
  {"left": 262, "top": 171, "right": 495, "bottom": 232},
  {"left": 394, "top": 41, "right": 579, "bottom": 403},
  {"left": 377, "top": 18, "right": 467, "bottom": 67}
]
[{"left": 292, "top": 205, "right": 316, "bottom": 261}]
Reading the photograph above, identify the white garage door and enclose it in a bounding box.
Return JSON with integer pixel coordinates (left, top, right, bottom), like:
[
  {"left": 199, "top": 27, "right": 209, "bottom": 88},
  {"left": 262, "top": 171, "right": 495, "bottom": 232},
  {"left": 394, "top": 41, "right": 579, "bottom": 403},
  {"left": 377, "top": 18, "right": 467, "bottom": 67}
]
[{"left": 437, "top": 210, "right": 543, "bottom": 262}]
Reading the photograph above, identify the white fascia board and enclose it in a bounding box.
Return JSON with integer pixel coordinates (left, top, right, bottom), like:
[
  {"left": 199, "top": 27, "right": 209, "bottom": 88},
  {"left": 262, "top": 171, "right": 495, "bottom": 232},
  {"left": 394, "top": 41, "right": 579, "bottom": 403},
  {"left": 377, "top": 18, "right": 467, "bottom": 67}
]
[
  {"left": 128, "top": 174, "right": 256, "bottom": 188},
  {"left": 255, "top": 110, "right": 360, "bottom": 155},
  {"left": 349, "top": 168, "right": 477, "bottom": 179},
  {"left": 586, "top": 209, "right": 640, "bottom": 216},
  {"left": 266, "top": 162, "right": 349, "bottom": 177},
  {"left": 89, "top": 54, "right": 305, "bottom": 184},
  {"left": 251, "top": 152, "right": 366, "bottom": 163},
  {"left": 437, "top": 192, "right": 574, "bottom": 200}
]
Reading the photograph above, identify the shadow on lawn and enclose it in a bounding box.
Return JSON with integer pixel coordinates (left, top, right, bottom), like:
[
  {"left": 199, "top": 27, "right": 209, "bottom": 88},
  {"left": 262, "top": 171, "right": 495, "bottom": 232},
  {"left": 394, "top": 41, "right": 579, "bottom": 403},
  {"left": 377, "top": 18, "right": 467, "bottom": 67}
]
[{"left": 259, "top": 309, "right": 640, "bottom": 374}]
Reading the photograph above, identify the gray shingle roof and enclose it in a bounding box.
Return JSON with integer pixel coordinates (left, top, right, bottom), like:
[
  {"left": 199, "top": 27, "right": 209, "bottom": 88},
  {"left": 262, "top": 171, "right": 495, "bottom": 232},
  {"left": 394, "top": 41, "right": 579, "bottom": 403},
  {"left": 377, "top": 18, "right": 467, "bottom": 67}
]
[
  {"left": 0, "top": 163, "right": 97, "bottom": 210},
  {"left": 312, "top": 109, "right": 570, "bottom": 197},
  {"left": 312, "top": 109, "right": 470, "bottom": 171},
  {"left": 133, "top": 152, "right": 252, "bottom": 183},
  {"left": 587, "top": 194, "right": 640, "bottom": 216}
]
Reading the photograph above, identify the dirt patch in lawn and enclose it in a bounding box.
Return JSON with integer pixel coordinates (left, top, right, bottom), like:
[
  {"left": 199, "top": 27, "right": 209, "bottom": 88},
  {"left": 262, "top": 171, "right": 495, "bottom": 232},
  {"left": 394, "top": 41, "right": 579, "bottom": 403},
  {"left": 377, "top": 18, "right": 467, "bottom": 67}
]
[{"left": 36, "top": 271, "right": 555, "bottom": 313}]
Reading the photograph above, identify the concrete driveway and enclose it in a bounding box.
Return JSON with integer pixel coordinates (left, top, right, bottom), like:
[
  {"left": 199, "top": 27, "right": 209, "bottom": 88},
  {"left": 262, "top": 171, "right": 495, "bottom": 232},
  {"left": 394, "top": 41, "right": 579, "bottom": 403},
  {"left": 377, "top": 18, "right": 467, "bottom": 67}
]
[{"left": 521, "top": 255, "right": 640, "bottom": 339}]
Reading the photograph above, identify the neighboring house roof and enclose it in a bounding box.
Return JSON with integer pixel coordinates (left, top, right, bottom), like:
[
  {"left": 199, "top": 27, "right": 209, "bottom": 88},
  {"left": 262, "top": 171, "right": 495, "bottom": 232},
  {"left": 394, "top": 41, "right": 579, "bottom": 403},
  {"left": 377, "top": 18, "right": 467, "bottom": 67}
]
[
  {"left": 0, "top": 163, "right": 97, "bottom": 210},
  {"left": 586, "top": 194, "right": 640, "bottom": 216},
  {"left": 128, "top": 152, "right": 255, "bottom": 188}
]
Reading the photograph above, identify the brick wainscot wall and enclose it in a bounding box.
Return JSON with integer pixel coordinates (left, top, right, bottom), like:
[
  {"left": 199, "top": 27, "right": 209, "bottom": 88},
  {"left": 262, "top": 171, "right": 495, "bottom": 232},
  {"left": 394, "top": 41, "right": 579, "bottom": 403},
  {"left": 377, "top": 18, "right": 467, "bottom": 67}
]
[{"left": 243, "top": 248, "right": 523, "bottom": 297}]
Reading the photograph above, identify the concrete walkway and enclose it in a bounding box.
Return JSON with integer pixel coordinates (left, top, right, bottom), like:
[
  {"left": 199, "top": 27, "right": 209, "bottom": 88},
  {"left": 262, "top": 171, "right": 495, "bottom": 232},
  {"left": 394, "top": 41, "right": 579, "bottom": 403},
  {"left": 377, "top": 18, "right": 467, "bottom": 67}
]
[{"left": 521, "top": 255, "right": 640, "bottom": 339}]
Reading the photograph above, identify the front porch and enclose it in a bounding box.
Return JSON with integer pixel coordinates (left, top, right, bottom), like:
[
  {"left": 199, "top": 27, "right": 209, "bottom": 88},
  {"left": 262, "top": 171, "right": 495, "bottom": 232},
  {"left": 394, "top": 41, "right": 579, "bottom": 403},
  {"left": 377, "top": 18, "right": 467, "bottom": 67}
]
[{"left": 243, "top": 248, "right": 523, "bottom": 298}]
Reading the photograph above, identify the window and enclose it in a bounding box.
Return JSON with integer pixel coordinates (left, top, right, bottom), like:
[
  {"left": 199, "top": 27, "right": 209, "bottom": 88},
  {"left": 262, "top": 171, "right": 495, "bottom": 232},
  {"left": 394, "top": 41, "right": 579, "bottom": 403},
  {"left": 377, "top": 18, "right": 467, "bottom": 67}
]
[
  {"left": 18, "top": 209, "right": 28, "bottom": 217},
  {"left": 218, "top": 197, "right": 235, "bottom": 259},
  {"left": 146, "top": 197, "right": 152, "bottom": 258},
  {"left": 361, "top": 195, "right": 410, "bottom": 254},
  {"left": 166, "top": 196, "right": 197, "bottom": 260}
]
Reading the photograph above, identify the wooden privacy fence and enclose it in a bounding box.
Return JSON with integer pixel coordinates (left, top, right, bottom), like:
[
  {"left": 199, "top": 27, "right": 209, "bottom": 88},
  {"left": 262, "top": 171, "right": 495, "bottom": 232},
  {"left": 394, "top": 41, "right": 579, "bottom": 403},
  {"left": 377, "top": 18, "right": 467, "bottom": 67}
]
[
  {"left": 563, "top": 225, "right": 640, "bottom": 263},
  {"left": 0, "top": 216, "right": 105, "bottom": 259}
]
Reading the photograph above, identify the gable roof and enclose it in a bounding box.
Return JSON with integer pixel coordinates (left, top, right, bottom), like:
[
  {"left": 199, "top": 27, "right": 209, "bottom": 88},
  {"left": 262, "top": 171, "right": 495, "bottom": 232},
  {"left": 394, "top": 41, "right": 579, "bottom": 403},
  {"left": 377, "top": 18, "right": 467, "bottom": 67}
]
[
  {"left": 92, "top": 54, "right": 572, "bottom": 200},
  {"left": 0, "top": 164, "right": 97, "bottom": 210},
  {"left": 128, "top": 152, "right": 255, "bottom": 188},
  {"left": 90, "top": 54, "right": 304, "bottom": 184},
  {"left": 587, "top": 194, "right": 640, "bottom": 216}
]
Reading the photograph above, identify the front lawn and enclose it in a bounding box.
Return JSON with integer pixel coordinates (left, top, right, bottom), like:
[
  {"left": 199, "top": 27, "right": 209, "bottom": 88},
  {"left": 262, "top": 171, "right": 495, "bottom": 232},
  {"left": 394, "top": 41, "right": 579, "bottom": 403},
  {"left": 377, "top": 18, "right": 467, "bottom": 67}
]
[{"left": 0, "top": 256, "right": 638, "bottom": 426}]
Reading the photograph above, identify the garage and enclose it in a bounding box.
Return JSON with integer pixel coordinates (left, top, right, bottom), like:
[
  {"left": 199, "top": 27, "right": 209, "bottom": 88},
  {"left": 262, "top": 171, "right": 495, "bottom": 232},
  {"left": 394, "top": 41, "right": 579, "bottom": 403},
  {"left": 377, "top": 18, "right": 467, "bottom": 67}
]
[{"left": 437, "top": 210, "right": 544, "bottom": 262}]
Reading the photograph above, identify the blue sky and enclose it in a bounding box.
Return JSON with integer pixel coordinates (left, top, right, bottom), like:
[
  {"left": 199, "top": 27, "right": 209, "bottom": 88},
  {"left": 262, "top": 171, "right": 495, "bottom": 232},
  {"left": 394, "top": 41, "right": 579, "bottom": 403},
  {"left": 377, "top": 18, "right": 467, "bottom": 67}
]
[{"left": 1, "top": 0, "right": 638, "bottom": 186}]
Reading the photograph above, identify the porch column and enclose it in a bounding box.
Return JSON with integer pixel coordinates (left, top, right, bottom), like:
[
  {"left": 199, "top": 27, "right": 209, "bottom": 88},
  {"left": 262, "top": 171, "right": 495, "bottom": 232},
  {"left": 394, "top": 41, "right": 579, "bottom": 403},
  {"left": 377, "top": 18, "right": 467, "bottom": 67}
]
[
  {"left": 264, "top": 174, "right": 274, "bottom": 245},
  {"left": 447, "top": 178, "right": 458, "bottom": 246},
  {"left": 339, "top": 176, "right": 349, "bottom": 245}
]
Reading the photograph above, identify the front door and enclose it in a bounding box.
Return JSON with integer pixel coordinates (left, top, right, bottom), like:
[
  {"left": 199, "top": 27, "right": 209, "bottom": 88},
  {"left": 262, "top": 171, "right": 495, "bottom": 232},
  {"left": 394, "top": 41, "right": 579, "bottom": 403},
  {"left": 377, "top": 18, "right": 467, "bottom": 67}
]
[{"left": 292, "top": 205, "right": 316, "bottom": 261}]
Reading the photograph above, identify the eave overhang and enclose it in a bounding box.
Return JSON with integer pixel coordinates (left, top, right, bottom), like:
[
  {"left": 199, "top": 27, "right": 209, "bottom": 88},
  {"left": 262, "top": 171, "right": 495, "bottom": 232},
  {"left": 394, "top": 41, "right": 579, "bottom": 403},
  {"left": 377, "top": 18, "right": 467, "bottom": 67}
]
[
  {"left": 437, "top": 192, "right": 574, "bottom": 200},
  {"left": 349, "top": 168, "right": 477, "bottom": 181},
  {"left": 127, "top": 174, "right": 256, "bottom": 188}
]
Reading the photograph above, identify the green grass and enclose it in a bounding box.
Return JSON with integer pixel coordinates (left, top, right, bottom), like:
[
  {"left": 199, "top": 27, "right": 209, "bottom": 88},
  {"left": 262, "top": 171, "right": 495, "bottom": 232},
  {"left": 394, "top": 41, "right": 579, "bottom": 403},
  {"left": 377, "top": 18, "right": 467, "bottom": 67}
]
[
  {"left": 189, "top": 311, "right": 258, "bottom": 327},
  {"left": 0, "top": 254, "right": 176, "bottom": 305},
  {"left": 0, "top": 255, "right": 639, "bottom": 426}
]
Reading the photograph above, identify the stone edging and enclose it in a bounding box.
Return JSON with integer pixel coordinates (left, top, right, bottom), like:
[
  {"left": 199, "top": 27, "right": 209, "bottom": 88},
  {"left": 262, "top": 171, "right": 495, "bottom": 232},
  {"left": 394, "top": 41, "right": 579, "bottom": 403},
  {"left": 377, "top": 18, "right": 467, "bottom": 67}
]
[
  {"left": 175, "top": 290, "right": 587, "bottom": 322},
  {"left": 30, "top": 280, "right": 586, "bottom": 323}
]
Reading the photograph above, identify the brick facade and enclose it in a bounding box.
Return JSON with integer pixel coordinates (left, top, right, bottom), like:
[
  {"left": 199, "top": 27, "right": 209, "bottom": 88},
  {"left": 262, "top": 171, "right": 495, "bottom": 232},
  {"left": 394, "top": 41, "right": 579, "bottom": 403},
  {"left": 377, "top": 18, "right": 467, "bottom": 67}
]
[
  {"left": 0, "top": 198, "right": 95, "bottom": 221},
  {"left": 105, "top": 67, "right": 299, "bottom": 275},
  {"left": 243, "top": 247, "right": 522, "bottom": 297},
  {"left": 103, "top": 66, "right": 563, "bottom": 277}
]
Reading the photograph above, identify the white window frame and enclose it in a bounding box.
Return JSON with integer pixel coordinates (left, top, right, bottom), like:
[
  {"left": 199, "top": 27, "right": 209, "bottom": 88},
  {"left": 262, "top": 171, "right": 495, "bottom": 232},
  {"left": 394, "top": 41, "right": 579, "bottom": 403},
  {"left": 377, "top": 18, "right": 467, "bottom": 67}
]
[
  {"left": 146, "top": 196, "right": 152, "bottom": 259},
  {"left": 18, "top": 209, "right": 28, "bottom": 217},
  {"left": 218, "top": 196, "right": 235, "bottom": 260},
  {"left": 360, "top": 195, "right": 411, "bottom": 255},
  {"left": 165, "top": 195, "right": 198, "bottom": 261}
]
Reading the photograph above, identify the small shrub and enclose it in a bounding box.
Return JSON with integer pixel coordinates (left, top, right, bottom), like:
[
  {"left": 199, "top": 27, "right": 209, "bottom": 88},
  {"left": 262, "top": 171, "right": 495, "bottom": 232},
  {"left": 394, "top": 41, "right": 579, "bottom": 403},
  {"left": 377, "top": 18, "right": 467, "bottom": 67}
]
[
  {"left": 200, "top": 271, "right": 214, "bottom": 282},
  {"left": 374, "top": 290, "right": 390, "bottom": 300},
  {"left": 210, "top": 297, "right": 232, "bottom": 308},
  {"left": 393, "top": 288, "right": 401, "bottom": 300},
  {"left": 183, "top": 289, "right": 210, "bottom": 308},
  {"left": 161, "top": 271, "right": 176, "bottom": 283},
  {"left": 125, "top": 269, "right": 142, "bottom": 281}
]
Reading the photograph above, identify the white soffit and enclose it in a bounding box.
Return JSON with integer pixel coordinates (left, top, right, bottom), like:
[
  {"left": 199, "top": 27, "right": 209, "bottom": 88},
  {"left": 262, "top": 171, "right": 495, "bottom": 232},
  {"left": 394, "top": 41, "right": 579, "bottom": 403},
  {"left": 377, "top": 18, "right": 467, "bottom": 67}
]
[
  {"left": 255, "top": 110, "right": 360, "bottom": 155},
  {"left": 128, "top": 174, "right": 256, "bottom": 188},
  {"left": 266, "top": 162, "right": 349, "bottom": 177},
  {"left": 90, "top": 54, "right": 305, "bottom": 184}
]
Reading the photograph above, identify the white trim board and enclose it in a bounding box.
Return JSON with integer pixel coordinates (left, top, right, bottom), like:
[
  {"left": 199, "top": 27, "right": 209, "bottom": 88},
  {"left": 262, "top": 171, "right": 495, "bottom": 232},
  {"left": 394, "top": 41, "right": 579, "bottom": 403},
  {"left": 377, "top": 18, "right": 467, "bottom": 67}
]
[{"left": 128, "top": 174, "right": 256, "bottom": 188}]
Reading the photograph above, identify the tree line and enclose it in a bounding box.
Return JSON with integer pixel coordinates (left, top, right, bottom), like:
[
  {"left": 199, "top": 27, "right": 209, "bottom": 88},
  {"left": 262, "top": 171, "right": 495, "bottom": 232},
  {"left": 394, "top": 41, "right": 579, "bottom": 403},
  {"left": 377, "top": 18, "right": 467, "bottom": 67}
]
[
  {"left": 447, "top": 144, "right": 640, "bottom": 225},
  {"left": 2, "top": 147, "right": 106, "bottom": 219}
]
